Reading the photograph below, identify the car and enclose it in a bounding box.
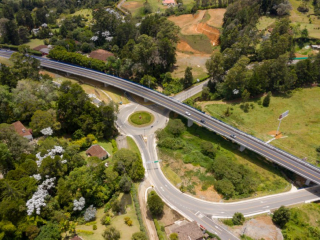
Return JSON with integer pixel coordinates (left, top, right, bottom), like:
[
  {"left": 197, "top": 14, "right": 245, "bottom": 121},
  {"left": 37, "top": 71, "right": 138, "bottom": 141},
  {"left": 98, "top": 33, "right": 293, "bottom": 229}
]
[
  {"left": 185, "top": 111, "right": 191, "bottom": 116},
  {"left": 230, "top": 134, "right": 236, "bottom": 139},
  {"left": 200, "top": 120, "right": 205, "bottom": 124}
]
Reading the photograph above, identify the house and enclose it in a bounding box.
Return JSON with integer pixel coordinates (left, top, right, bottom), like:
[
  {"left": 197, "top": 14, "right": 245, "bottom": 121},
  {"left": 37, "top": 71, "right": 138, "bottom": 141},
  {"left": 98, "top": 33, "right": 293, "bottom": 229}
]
[
  {"left": 33, "top": 45, "right": 50, "bottom": 56},
  {"left": 311, "top": 45, "right": 320, "bottom": 50},
  {"left": 89, "top": 49, "right": 114, "bottom": 61},
  {"left": 171, "top": 221, "right": 204, "bottom": 240},
  {"left": 12, "top": 121, "right": 33, "bottom": 140},
  {"left": 86, "top": 144, "right": 110, "bottom": 160},
  {"left": 162, "top": 0, "right": 176, "bottom": 6},
  {"left": 70, "top": 235, "right": 83, "bottom": 240}
]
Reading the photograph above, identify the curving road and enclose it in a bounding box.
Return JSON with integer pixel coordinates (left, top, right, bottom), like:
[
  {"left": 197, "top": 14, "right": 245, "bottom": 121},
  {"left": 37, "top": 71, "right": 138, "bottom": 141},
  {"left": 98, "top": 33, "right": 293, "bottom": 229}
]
[
  {"left": 2, "top": 50, "right": 320, "bottom": 239},
  {"left": 1, "top": 50, "right": 320, "bottom": 185}
]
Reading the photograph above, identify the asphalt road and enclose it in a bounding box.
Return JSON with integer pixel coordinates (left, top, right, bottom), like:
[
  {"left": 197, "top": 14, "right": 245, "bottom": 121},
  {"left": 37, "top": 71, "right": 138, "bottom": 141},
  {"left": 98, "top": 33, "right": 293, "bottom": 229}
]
[
  {"left": 116, "top": 101, "right": 320, "bottom": 240},
  {"left": 1, "top": 50, "right": 319, "bottom": 185}
]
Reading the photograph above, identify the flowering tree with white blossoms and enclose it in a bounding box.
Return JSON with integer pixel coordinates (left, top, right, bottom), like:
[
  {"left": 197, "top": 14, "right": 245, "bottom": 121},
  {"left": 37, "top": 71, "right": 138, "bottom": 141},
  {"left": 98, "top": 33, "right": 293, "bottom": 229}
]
[
  {"left": 32, "top": 174, "right": 42, "bottom": 181},
  {"left": 26, "top": 177, "right": 56, "bottom": 215},
  {"left": 84, "top": 205, "right": 96, "bottom": 221},
  {"left": 41, "top": 127, "right": 53, "bottom": 136},
  {"left": 36, "top": 145, "right": 65, "bottom": 167},
  {"left": 73, "top": 197, "right": 85, "bottom": 211}
]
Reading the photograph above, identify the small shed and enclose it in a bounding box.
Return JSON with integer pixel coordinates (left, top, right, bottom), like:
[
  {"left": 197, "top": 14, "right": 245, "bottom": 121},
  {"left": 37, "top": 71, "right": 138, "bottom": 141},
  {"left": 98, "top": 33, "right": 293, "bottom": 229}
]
[
  {"left": 33, "top": 45, "right": 50, "bottom": 56},
  {"left": 171, "top": 221, "right": 204, "bottom": 240},
  {"left": 89, "top": 49, "right": 114, "bottom": 61},
  {"left": 86, "top": 144, "right": 110, "bottom": 160},
  {"left": 12, "top": 121, "right": 33, "bottom": 140},
  {"left": 311, "top": 45, "right": 320, "bottom": 50}
]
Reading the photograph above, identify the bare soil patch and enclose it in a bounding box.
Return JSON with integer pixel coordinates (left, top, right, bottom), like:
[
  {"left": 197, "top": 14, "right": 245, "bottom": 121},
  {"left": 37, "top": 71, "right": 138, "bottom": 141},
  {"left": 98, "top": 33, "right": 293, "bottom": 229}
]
[
  {"left": 193, "top": 185, "right": 222, "bottom": 202},
  {"left": 158, "top": 204, "right": 183, "bottom": 226},
  {"left": 230, "top": 215, "right": 283, "bottom": 240},
  {"left": 177, "top": 40, "right": 202, "bottom": 54},
  {"left": 122, "top": 1, "right": 143, "bottom": 11},
  {"left": 206, "top": 9, "right": 226, "bottom": 28}
]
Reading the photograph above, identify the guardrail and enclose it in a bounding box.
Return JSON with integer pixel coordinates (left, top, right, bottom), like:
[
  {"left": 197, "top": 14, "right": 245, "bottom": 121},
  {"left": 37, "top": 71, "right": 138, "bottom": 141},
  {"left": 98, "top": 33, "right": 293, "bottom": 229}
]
[{"left": 2, "top": 49, "right": 320, "bottom": 177}]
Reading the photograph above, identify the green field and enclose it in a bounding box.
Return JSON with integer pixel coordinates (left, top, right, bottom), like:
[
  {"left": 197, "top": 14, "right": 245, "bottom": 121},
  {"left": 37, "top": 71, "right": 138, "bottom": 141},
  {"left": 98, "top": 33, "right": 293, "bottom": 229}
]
[
  {"left": 129, "top": 111, "right": 154, "bottom": 127},
  {"left": 204, "top": 87, "right": 320, "bottom": 166},
  {"left": 256, "top": 16, "right": 277, "bottom": 31},
  {"left": 179, "top": 33, "right": 213, "bottom": 54},
  {"left": 126, "top": 136, "right": 141, "bottom": 158},
  {"left": 0, "top": 56, "right": 13, "bottom": 66},
  {"left": 124, "top": 0, "right": 167, "bottom": 17}
]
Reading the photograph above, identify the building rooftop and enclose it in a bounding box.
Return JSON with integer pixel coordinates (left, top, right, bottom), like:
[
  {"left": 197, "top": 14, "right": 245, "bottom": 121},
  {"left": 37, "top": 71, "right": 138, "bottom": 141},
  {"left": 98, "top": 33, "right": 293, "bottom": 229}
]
[
  {"left": 86, "top": 144, "right": 108, "bottom": 159},
  {"left": 12, "top": 121, "right": 32, "bottom": 137},
  {"left": 171, "top": 221, "right": 204, "bottom": 240}
]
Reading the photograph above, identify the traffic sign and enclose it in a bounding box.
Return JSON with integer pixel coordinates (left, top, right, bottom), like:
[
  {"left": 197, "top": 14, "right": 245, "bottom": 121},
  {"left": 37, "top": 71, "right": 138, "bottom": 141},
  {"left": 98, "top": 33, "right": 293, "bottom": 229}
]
[{"left": 279, "top": 110, "right": 289, "bottom": 120}]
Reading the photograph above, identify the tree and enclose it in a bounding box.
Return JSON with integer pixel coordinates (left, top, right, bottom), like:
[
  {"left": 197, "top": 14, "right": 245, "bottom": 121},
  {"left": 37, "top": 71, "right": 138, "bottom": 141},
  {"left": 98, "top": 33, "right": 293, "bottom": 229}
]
[
  {"left": 4, "top": 20, "right": 19, "bottom": 45},
  {"left": 18, "top": 26, "right": 29, "bottom": 43},
  {"left": 301, "top": 28, "right": 309, "bottom": 39},
  {"left": 183, "top": 67, "right": 193, "bottom": 89},
  {"left": 59, "top": 24, "right": 68, "bottom": 38},
  {"left": 132, "top": 232, "right": 148, "bottom": 240},
  {"left": 232, "top": 212, "right": 245, "bottom": 225},
  {"left": 0, "top": 143, "right": 14, "bottom": 175},
  {"left": 169, "top": 233, "right": 179, "bottom": 240},
  {"left": 102, "top": 226, "right": 120, "bottom": 240},
  {"left": 30, "top": 110, "right": 61, "bottom": 136},
  {"left": 215, "top": 178, "right": 235, "bottom": 199},
  {"left": 167, "top": 119, "right": 185, "bottom": 136},
  {"left": 34, "top": 222, "right": 61, "bottom": 240},
  {"left": 206, "top": 52, "right": 225, "bottom": 83},
  {"left": 26, "top": 225, "right": 40, "bottom": 240},
  {"left": 241, "top": 89, "right": 250, "bottom": 103},
  {"left": 147, "top": 191, "right": 164, "bottom": 216},
  {"left": 140, "top": 75, "right": 157, "bottom": 89},
  {"left": 263, "top": 91, "right": 271, "bottom": 107},
  {"left": 119, "top": 175, "right": 132, "bottom": 193},
  {"left": 272, "top": 206, "right": 291, "bottom": 228},
  {"left": 200, "top": 141, "right": 216, "bottom": 159},
  {"left": 84, "top": 205, "right": 97, "bottom": 222}
]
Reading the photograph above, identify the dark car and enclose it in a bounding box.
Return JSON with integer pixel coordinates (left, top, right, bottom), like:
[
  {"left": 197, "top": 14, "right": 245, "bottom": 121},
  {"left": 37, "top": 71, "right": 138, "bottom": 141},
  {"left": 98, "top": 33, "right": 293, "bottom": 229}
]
[
  {"left": 230, "top": 134, "right": 236, "bottom": 139},
  {"left": 200, "top": 120, "right": 205, "bottom": 124}
]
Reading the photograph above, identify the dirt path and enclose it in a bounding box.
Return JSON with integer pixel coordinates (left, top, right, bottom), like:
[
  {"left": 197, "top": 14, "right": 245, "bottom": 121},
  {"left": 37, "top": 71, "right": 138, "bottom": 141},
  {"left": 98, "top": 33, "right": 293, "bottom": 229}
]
[
  {"left": 116, "top": 135, "right": 128, "bottom": 149},
  {"left": 138, "top": 180, "right": 159, "bottom": 240}
]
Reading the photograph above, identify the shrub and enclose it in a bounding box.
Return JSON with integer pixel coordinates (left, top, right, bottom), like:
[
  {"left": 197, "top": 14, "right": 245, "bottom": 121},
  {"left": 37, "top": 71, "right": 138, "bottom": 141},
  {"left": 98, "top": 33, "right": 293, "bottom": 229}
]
[
  {"left": 77, "top": 229, "right": 94, "bottom": 235},
  {"left": 93, "top": 225, "right": 97, "bottom": 230},
  {"left": 263, "top": 92, "right": 271, "bottom": 107},
  {"left": 272, "top": 206, "right": 291, "bottom": 228},
  {"left": 85, "top": 221, "right": 97, "bottom": 226},
  {"left": 131, "top": 185, "right": 148, "bottom": 236},
  {"left": 316, "top": 146, "right": 320, "bottom": 153},
  {"left": 132, "top": 232, "right": 148, "bottom": 240},
  {"left": 167, "top": 119, "right": 186, "bottom": 136},
  {"left": 124, "top": 217, "right": 133, "bottom": 226},
  {"left": 170, "top": 233, "right": 179, "bottom": 240},
  {"left": 112, "top": 200, "right": 121, "bottom": 213},
  {"left": 102, "top": 226, "right": 120, "bottom": 240},
  {"left": 154, "top": 219, "right": 166, "bottom": 240},
  {"left": 101, "top": 214, "right": 111, "bottom": 225},
  {"left": 232, "top": 212, "right": 245, "bottom": 225}
]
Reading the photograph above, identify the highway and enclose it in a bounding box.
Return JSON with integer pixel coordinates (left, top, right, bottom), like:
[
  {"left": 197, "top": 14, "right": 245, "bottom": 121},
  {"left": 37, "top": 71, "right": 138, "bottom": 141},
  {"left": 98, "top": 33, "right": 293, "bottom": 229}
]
[{"left": 1, "top": 49, "right": 320, "bottom": 185}]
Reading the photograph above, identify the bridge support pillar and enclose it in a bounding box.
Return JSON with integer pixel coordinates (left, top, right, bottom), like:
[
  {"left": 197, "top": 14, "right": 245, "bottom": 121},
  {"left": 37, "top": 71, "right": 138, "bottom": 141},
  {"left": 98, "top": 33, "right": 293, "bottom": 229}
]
[
  {"left": 239, "top": 145, "right": 246, "bottom": 152},
  {"left": 66, "top": 72, "right": 70, "bottom": 77},
  {"left": 104, "top": 83, "right": 108, "bottom": 87},
  {"left": 144, "top": 98, "right": 148, "bottom": 103},
  {"left": 187, "top": 119, "right": 193, "bottom": 127},
  {"left": 305, "top": 179, "right": 311, "bottom": 186}
]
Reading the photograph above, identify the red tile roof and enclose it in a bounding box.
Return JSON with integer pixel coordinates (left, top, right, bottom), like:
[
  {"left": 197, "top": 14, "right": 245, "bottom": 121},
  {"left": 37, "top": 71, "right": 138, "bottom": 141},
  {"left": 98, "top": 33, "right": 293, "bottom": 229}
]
[
  {"left": 33, "top": 45, "right": 48, "bottom": 51},
  {"left": 12, "top": 121, "right": 32, "bottom": 137},
  {"left": 89, "top": 49, "right": 114, "bottom": 61},
  {"left": 86, "top": 144, "right": 108, "bottom": 159}
]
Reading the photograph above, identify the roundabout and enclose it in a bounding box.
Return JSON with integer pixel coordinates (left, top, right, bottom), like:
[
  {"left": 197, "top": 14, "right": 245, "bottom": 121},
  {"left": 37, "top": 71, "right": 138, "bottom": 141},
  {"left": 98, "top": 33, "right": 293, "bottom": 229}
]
[{"left": 128, "top": 111, "right": 154, "bottom": 127}]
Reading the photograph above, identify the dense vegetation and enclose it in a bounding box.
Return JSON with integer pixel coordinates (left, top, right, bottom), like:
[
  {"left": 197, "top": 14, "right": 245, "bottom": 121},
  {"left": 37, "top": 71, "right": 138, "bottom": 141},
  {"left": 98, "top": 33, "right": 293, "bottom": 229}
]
[
  {"left": 156, "top": 117, "right": 288, "bottom": 199},
  {"left": 203, "top": 0, "right": 320, "bottom": 101},
  {"left": 0, "top": 46, "right": 146, "bottom": 239}
]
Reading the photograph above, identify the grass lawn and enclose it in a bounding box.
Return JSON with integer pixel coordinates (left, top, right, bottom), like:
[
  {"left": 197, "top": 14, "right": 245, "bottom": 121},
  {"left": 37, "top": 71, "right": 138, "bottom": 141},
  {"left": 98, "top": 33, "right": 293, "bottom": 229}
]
[
  {"left": 0, "top": 56, "right": 13, "bottom": 66},
  {"left": 98, "top": 141, "right": 114, "bottom": 157},
  {"left": 289, "top": 0, "right": 320, "bottom": 39},
  {"left": 256, "top": 16, "right": 277, "bottom": 31},
  {"left": 71, "top": 9, "right": 93, "bottom": 21},
  {"left": 179, "top": 33, "right": 213, "bottom": 54},
  {"left": 126, "top": 136, "right": 141, "bottom": 158},
  {"left": 124, "top": 0, "right": 167, "bottom": 17},
  {"left": 109, "top": 193, "right": 141, "bottom": 240},
  {"left": 25, "top": 39, "right": 47, "bottom": 49},
  {"left": 129, "top": 111, "right": 154, "bottom": 126},
  {"left": 76, "top": 208, "right": 105, "bottom": 240},
  {"left": 204, "top": 87, "right": 320, "bottom": 165}
]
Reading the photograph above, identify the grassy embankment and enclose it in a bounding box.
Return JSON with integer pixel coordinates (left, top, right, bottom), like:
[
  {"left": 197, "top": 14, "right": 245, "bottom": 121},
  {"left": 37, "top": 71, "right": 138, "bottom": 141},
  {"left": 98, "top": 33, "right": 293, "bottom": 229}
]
[
  {"left": 159, "top": 114, "right": 290, "bottom": 201},
  {"left": 203, "top": 88, "right": 320, "bottom": 165}
]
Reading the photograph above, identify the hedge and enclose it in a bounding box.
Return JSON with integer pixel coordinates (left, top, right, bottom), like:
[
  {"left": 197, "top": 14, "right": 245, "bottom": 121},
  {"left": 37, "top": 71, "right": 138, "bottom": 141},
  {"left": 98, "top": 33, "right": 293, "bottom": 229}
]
[
  {"left": 0, "top": 44, "right": 42, "bottom": 56},
  {"left": 77, "top": 230, "right": 94, "bottom": 235},
  {"left": 131, "top": 184, "right": 149, "bottom": 239},
  {"left": 153, "top": 219, "right": 166, "bottom": 240}
]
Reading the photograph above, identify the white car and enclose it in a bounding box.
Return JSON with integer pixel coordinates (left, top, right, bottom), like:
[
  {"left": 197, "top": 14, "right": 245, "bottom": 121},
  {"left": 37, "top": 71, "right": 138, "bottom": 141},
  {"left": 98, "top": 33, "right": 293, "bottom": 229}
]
[{"left": 185, "top": 111, "right": 191, "bottom": 116}]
